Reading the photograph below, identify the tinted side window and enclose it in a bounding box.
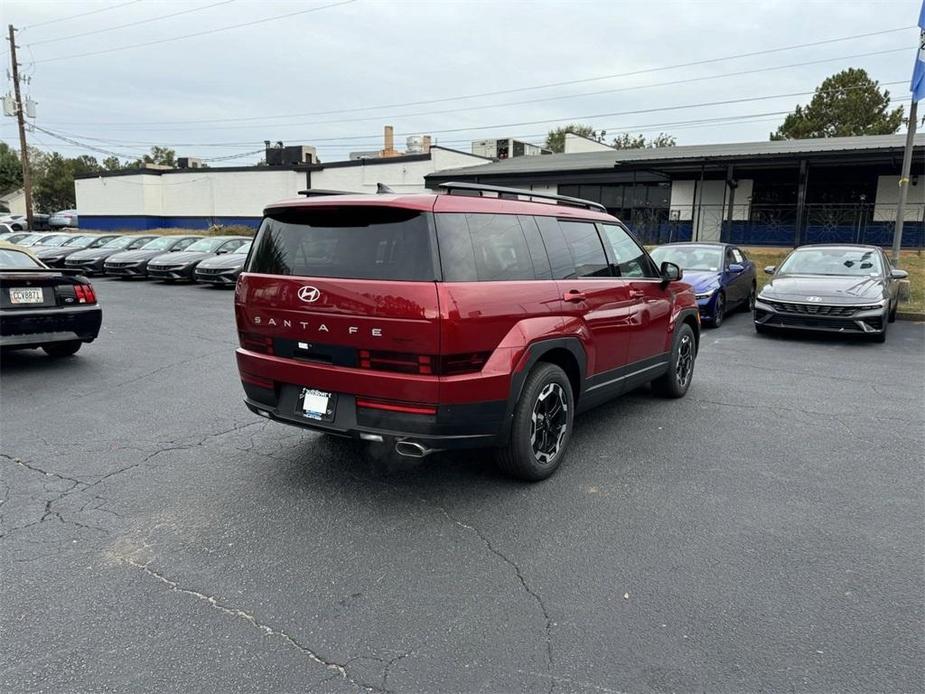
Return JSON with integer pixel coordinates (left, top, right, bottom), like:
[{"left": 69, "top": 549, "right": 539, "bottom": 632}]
[
  {"left": 517, "top": 216, "right": 552, "bottom": 280},
  {"left": 534, "top": 216, "right": 575, "bottom": 279},
  {"left": 558, "top": 220, "right": 611, "bottom": 278},
  {"left": 436, "top": 213, "right": 536, "bottom": 281},
  {"left": 599, "top": 224, "right": 658, "bottom": 278}
]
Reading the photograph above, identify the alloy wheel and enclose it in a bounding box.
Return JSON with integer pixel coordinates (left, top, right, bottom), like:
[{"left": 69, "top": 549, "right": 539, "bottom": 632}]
[
  {"left": 675, "top": 334, "right": 694, "bottom": 388},
  {"left": 530, "top": 382, "right": 568, "bottom": 464},
  {"left": 714, "top": 293, "right": 725, "bottom": 326}
]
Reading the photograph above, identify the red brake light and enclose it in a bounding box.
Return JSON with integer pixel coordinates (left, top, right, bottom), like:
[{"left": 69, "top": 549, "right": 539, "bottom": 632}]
[
  {"left": 84, "top": 284, "right": 96, "bottom": 303},
  {"left": 356, "top": 350, "right": 489, "bottom": 375}
]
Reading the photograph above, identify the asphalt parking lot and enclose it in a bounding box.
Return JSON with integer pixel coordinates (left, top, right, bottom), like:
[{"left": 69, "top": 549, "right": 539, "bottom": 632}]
[{"left": 1, "top": 278, "right": 923, "bottom": 694}]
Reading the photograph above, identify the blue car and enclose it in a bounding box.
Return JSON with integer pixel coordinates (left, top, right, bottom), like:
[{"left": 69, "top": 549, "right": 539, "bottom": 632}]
[{"left": 650, "top": 242, "right": 757, "bottom": 327}]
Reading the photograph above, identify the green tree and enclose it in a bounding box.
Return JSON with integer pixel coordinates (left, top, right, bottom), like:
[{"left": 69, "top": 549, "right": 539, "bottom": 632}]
[
  {"left": 0, "top": 142, "right": 23, "bottom": 194},
  {"left": 32, "top": 152, "right": 100, "bottom": 212},
  {"left": 102, "top": 155, "right": 125, "bottom": 171},
  {"left": 544, "top": 123, "right": 602, "bottom": 153},
  {"left": 132, "top": 145, "right": 176, "bottom": 167},
  {"left": 610, "top": 132, "right": 676, "bottom": 149},
  {"left": 771, "top": 68, "right": 904, "bottom": 140}
]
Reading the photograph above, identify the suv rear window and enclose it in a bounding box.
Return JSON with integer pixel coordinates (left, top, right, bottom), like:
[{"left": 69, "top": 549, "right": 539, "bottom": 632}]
[{"left": 249, "top": 206, "right": 436, "bottom": 281}]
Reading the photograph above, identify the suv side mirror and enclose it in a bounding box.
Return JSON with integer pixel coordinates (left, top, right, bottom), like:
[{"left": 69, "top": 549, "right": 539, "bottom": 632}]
[
  {"left": 764, "top": 265, "right": 776, "bottom": 275},
  {"left": 891, "top": 268, "right": 908, "bottom": 280},
  {"left": 728, "top": 263, "right": 745, "bottom": 273},
  {"left": 660, "top": 261, "right": 682, "bottom": 283}
]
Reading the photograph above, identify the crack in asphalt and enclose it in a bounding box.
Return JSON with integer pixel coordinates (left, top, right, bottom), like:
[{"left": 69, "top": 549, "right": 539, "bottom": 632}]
[
  {"left": 122, "top": 558, "right": 387, "bottom": 693},
  {"left": 0, "top": 420, "right": 264, "bottom": 545},
  {"left": 344, "top": 470, "right": 555, "bottom": 693},
  {"left": 433, "top": 504, "right": 556, "bottom": 693}
]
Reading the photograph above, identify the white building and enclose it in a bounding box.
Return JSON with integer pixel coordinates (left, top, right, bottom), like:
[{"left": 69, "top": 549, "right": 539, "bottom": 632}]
[
  {"left": 75, "top": 146, "right": 491, "bottom": 231},
  {"left": 0, "top": 187, "right": 26, "bottom": 215}
]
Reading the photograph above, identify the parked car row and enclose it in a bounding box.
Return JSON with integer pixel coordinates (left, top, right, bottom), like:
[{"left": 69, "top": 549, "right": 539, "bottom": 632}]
[
  {"left": 2, "top": 230, "right": 252, "bottom": 286},
  {"left": 0, "top": 210, "right": 73, "bottom": 231},
  {"left": 648, "top": 241, "right": 907, "bottom": 343}
]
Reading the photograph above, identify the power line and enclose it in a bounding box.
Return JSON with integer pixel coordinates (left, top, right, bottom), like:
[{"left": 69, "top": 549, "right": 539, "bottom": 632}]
[
  {"left": 258, "top": 81, "right": 914, "bottom": 144},
  {"left": 32, "top": 110, "right": 802, "bottom": 150},
  {"left": 35, "top": 24, "right": 916, "bottom": 126},
  {"left": 32, "top": 0, "right": 357, "bottom": 64},
  {"left": 22, "top": 0, "right": 144, "bottom": 31},
  {"left": 39, "top": 26, "right": 915, "bottom": 126},
  {"left": 61, "top": 46, "right": 907, "bottom": 133},
  {"left": 27, "top": 0, "right": 237, "bottom": 48}
]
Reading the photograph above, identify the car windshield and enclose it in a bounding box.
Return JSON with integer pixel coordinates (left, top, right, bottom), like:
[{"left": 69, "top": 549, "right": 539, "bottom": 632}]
[
  {"left": 0, "top": 248, "right": 42, "bottom": 268},
  {"left": 36, "top": 235, "right": 70, "bottom": 247},
  {"left": 63, "top": 236, "right": 95, "bottom": 247},
  {"left": 103, "top": 236, "right": 135, "bottom": 249},
  {"left": 778, "top": 248, "right": 883, "bottom": 276},
  {"left": 650, "top": 245, "right": 723, "bottom": 272},
  {"left": 141, "top": 236, "right": 185, "bottom": 251},
  {"left": 185, "top": 238, "right": 227, "bottom": 253}
]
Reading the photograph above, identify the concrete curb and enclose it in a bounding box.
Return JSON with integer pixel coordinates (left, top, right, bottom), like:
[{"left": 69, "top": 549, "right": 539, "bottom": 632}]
[{"left": 896, "top": 311, "right": 924, "bottom": 322}]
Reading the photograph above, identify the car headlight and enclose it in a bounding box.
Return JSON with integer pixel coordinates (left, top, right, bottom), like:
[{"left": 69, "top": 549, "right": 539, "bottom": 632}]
[
  {"left": 695, "top": 288, "right": 718, "bottom": 299},
  {"left": 855, "top": 300, "right": 887, "bottom": 310}
]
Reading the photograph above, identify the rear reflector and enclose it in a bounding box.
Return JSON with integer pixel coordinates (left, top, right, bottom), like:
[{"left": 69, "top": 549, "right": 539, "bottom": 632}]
[
  {"left": 241, "top": 371, "right": 274, "bottom": 389},
  {"left": 355, "top": 398, "right": 437, "bottom": 416},
  {"left": 239, "top": 332, "right": 274, "bottom": 354}
]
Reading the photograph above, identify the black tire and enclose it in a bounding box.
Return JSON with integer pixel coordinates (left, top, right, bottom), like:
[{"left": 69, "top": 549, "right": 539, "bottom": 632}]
[
  {"left": 746, "top": 284, "right": 756, "bottom": 312},
  {"left": 495, "top": 363, "right": 574, "bottom": 481},
  {"left": 708, "top": 292, "right": 725, "bottom": 328},
  {"left": 888, "top": 302, "right": 897, "bottom": 323},
  {"left": 43, "top": 340, "right": 82, "bottom": 357},
  {"left": 651, "top": 322, "right": 696, "bottom": 398}
]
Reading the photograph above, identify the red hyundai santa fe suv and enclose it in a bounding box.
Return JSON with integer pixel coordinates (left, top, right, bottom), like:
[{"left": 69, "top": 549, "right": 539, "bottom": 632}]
[{"left": 235, "top": 182, "right": 699, "bottom": 480}]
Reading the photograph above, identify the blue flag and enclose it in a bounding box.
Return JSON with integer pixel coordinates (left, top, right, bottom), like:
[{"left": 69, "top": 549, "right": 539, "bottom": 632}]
[{"left": 913, "top": 0, "right": 925, "bottom": 102}]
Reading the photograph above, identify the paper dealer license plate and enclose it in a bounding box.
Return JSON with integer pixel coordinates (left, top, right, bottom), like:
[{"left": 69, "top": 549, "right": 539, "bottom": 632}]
[{"left": 299, "top": 388, "right": 335, "bottom": 421}]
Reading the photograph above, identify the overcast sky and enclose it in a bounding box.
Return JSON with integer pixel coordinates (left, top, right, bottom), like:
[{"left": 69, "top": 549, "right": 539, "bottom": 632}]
[{"left": 0, "top": 0, "right": 920, "bottom": 164}]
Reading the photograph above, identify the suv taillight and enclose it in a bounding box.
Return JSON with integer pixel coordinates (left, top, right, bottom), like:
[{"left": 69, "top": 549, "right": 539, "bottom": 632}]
[
  {"left": 358, "top": 350, "right": 489, "bottom": 375},
  {"left": 73, "top": 283, "right": 96, "bottom": 304},
  {"left": 239, "top": 332, "right": 274, "bottom": 354}
]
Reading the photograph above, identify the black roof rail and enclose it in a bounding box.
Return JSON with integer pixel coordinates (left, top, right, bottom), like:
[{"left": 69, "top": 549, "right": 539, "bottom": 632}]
[
  {"left": 296, "top": 188, "right": 359, "bottom": 197},
  {"left": 437, "top": 181, "right": 607, "bottom": 213}
]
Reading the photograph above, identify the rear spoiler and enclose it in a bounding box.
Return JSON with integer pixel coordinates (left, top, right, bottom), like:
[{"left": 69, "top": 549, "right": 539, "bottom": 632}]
[{"left": 0, "top": 267, "right": 86, "bottom": 276}]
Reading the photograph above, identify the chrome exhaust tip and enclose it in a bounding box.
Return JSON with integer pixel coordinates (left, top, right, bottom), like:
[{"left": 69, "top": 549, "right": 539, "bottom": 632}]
[{"left": 394, "top": 440, "right": 431, "bottom": 458}]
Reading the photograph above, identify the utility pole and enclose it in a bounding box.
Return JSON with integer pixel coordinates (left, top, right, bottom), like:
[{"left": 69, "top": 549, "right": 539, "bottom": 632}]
[
  {"left": 7, "top": 25, "right": 34, "bottom": 230},
  {"left": 892, "top": 100, "right": 919, "bottom": 265}
]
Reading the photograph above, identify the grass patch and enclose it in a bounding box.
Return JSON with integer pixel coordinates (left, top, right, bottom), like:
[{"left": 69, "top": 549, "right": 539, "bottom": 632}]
[
  {"left": 742, "top": 246, "right": 924, "bottom": 315},
  {"left": 84, "top": 225, "right": 257, "bottom": 237}
]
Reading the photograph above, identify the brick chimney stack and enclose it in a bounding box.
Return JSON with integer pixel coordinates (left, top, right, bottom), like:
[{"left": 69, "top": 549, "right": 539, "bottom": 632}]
[{"left": 381, "top": 125, "right": 398, "bottom": 158}]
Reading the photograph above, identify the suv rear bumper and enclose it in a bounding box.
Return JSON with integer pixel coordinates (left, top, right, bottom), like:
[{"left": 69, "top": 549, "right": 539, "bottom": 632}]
[
  {"left": 243, "top": 395, "right": 502, "bottom": 450},
  {"left": 237, "top": 348, "right": 510, "bottom": 449}
]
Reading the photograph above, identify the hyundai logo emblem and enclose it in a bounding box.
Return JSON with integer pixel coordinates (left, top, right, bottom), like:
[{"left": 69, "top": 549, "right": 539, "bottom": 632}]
[
  {"left": 298, "top": 286, "right": 321, "bottom": 303},
  {"left": 805, "top": 296, "right": 823, "bottom": 303}
]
